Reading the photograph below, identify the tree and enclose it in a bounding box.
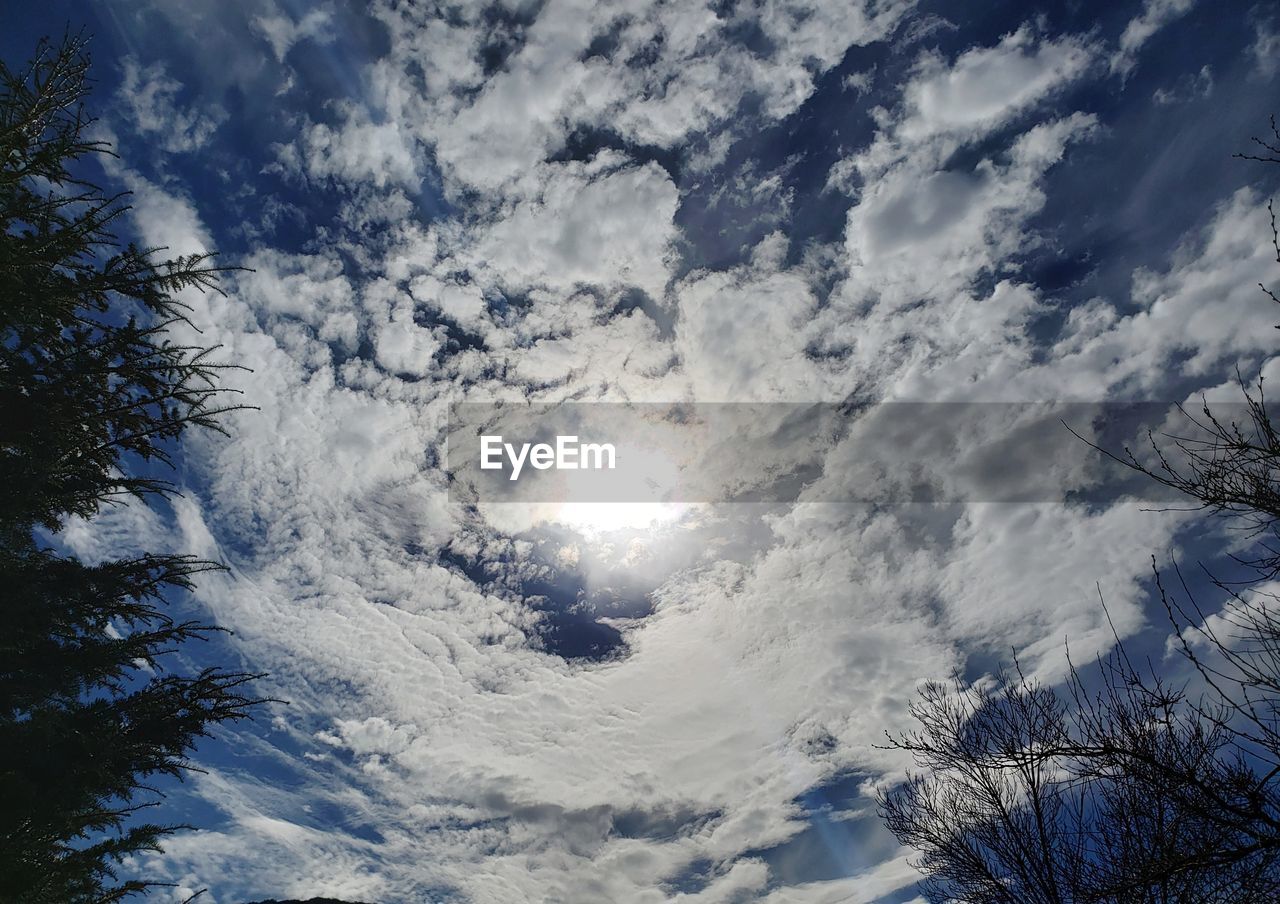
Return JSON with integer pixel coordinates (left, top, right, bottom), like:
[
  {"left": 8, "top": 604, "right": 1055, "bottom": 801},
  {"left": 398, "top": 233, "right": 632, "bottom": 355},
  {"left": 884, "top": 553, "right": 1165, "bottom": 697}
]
[
  {"left": 880, "top": 629, "right": 1280, "bottom": 902},
  {"left": 878, "top": 134, "right": 1280, "bottom": 901},
  {"left": 0, "top": 33, "right": 262, "bottom": 902}
]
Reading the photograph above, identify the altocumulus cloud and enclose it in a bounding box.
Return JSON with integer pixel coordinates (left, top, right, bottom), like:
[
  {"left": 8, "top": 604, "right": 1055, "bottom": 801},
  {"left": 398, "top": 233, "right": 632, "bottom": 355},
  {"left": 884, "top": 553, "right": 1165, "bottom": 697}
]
[{"left": 17, "top": 0, "right": 1280, "bottom": 900}]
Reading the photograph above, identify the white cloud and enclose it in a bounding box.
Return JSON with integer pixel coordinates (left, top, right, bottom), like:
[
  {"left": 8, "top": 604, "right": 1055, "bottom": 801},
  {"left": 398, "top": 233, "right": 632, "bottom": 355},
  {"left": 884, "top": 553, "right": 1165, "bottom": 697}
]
[
  {"left": 829, "top": 28, "right": 1096, "bottom": 205},
  {"left": 279, "top": 106, "right": 421, "bottom": 190},
  {"left": 117, "top": 57, "right": 226, "bottom": 152},
  {"left": 470, "top": 157, "right": 679, "bottom": 300},
  {"left": 373, "top": 0, "right": 911, "bottom": 197},
  {"left": 253, "top": 5, "right": 335, "bottom": 63},
  {"left": 85, "top": 4, "right": 1280, "bottom": 902},
  {"left": 760, "top": 854, "right": 923, "bottom": 903},
  {"left": 843, "top": 113, "right": 1099, "bottom": 308},
  {"left": 937, "top": 503, "right": 1186, "bottom": 676},
  {"left": 236, "top": 249, "right": 360, "bottom": 354},
  {"left": 1251, "top": 16, "right": 1280, "bottom": 77},
  {"left": 898, "top": 28, "right": 1094, "bottom": 142},
  {"left": 1111, "top": 0, "right": 1197, "bottom": 75},
  {"left": 1030, "top": 188, "right": 1280, "bottom": 396},
  {"left": 57, "top": 496, "right": 169, "bottom": 565},
  {"left": 674, "top": 238, "right": 831, "bottom": 401},
  {"left": 368, "top": 280, "right": 442, "bottom": 378},
  {"left": 1152, "top": 64, "right": 1214, "bottom": 105}
]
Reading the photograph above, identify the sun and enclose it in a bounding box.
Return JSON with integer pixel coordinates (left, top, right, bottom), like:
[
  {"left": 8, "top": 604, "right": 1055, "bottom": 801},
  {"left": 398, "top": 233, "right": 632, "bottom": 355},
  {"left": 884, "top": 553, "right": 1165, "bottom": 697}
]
[{"left": 551, "top": 502, "right": 689, "bottom": 536}]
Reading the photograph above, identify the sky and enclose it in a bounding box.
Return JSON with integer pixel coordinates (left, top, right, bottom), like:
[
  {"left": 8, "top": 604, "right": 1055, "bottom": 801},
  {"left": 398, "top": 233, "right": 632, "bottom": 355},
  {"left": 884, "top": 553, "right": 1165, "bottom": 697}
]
[{"left": 9, "top": 0, "right": 1280, "bottom": 901}]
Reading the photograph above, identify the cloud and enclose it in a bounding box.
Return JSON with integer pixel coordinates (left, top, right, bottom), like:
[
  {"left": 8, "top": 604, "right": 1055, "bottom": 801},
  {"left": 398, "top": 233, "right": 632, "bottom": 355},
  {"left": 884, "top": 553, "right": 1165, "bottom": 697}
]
[
  {"left": 829, "top": 28, "right": 1096, "bottom": 202},
  {"left": 277, "top": 106, "right": 421, "bottom": 191},
  {"left": 100, "top": 167, "right": 952, "bottom": 901},
  {"left": 116, "top": 57, "right": 226, "bottom": 152},
  {"left": 236, "top": 249, "right": 360, "bottom": 355},
  {"left": 470, "top": 156, "right": 679, "bottom": 300},
  {"left": 371, "top": 0, "right": 912, "bottom": 197},
  {"left": 1152, "top": 64, "right": 1214, "bottom": 105},
  {"left": 1031, "top": 188, "right": 1280, "bottom": 396},
  {"left": 759, "top": 853, "right": 923, "bottom": 903},
  {"left": 1111, "top": 0, "right": 1197, "bottom": 75},
  {"left": 937, "top": 503, "right": 1186, "bottom": 675},
  {"left": 253, "top": 5, "right": 335, "bottom": 63},
  {"left": 843, "top": 111, "right": 1099, "bottom": 308},
  {"left": 674, "top": 236, "right": 830, "bottom": 401},
  {"left": 1251, "top": 15, "right": 1280, "bottom": 77},
  {"left": 80, "top": 2, "right": 1280, "bottom": 901},
  {"left": 897, "top": 28, "right": 1094, "bottom": 143},
  {"left": 56, "top": 496, "right": 169, "bottom": 566}
]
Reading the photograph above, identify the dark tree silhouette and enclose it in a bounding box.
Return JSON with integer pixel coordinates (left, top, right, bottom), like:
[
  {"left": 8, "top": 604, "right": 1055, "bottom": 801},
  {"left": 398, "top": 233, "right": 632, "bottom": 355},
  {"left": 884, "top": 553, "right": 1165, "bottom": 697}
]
[
  {"left": 879, "top": 134, "right": 1280, "bottom": 902},
  {"left": 0, "top": 33, "right": 263, "bottom": 902},
  {"left": 881, "top": 621, "right": 1280, "bottom": 903}
]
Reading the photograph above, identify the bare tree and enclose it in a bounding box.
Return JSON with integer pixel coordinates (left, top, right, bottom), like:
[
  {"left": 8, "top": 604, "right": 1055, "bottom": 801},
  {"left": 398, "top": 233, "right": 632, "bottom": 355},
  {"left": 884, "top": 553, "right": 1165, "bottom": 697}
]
[
  {"left": 882, "top": 604, "right": 1280, "bottom": 903},
  {"left": 879, "top": 126, "right": 1280, "bottom": 902}
]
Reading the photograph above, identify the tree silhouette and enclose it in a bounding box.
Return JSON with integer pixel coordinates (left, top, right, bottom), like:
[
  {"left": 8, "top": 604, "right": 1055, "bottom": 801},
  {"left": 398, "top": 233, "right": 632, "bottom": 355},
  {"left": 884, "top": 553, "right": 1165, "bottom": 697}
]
[
  {"left": 0, "top": 33, "right": 263, "bottom": 902},
  {"left": 879, "top": 136, "right": 1280, "bottom": 903}
]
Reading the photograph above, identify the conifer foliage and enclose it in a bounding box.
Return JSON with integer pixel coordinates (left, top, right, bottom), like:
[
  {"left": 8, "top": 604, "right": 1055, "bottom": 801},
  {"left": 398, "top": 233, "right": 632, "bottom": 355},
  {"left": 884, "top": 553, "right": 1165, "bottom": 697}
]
[{"left": 0, "top": 34, "right": 261, "bottom": 902}]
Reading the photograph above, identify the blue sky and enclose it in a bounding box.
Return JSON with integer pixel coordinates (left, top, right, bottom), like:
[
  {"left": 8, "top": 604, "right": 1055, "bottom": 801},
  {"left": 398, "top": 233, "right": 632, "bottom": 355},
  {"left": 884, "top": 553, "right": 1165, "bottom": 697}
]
[{"left": 10, "top": 1, "right": 1280, "bottom": 901}]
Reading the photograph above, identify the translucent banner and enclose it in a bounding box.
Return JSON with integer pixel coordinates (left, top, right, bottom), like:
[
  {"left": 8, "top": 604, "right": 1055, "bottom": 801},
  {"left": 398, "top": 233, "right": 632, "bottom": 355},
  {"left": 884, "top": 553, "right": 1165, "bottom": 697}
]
[{"left": 446, "top": 401, "right": 1247, "bottom": 504}]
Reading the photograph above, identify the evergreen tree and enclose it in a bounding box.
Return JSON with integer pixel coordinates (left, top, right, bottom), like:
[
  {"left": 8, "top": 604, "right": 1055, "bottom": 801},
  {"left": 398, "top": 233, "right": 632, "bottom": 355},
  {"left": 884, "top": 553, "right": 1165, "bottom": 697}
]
[{"left": 0, "top": 33, "right": 262, "bottom": 902}]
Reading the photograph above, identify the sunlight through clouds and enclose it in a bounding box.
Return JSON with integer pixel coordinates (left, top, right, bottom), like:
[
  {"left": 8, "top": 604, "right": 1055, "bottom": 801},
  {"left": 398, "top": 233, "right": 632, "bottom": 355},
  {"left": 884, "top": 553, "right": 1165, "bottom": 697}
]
[{"left": 13, "top": 0, "right": 1276, "bottom": 899}]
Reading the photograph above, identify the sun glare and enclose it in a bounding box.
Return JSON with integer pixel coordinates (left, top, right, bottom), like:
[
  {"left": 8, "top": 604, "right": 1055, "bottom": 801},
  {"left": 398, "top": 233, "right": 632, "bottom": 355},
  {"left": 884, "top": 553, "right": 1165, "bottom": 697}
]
[{"left": 552, "top": 502, "right": 689, "bottom": 536}]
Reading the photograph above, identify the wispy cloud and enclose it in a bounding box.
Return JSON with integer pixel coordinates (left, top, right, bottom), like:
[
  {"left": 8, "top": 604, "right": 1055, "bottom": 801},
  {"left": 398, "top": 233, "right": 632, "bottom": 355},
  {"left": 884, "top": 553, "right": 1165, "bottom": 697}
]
[{"left": 56, "top": 0, "right": 1280, "bottom": 899}]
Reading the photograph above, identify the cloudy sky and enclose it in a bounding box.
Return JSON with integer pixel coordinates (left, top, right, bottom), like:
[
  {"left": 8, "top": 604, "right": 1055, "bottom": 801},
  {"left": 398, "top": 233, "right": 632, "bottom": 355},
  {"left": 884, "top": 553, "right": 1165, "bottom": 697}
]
[{"left": 10, "top": 0, "right": 1280, "bottom": 901}]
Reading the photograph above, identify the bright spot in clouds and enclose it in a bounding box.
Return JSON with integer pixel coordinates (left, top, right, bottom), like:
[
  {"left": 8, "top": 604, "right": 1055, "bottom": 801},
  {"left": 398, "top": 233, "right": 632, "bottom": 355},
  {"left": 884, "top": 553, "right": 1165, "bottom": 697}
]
[
  {"left": 42, "top": 0, "right": 1280, "bottom": 899},
  {"left": 551, "top": 501, "right": 690, "bottom": 537}
]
